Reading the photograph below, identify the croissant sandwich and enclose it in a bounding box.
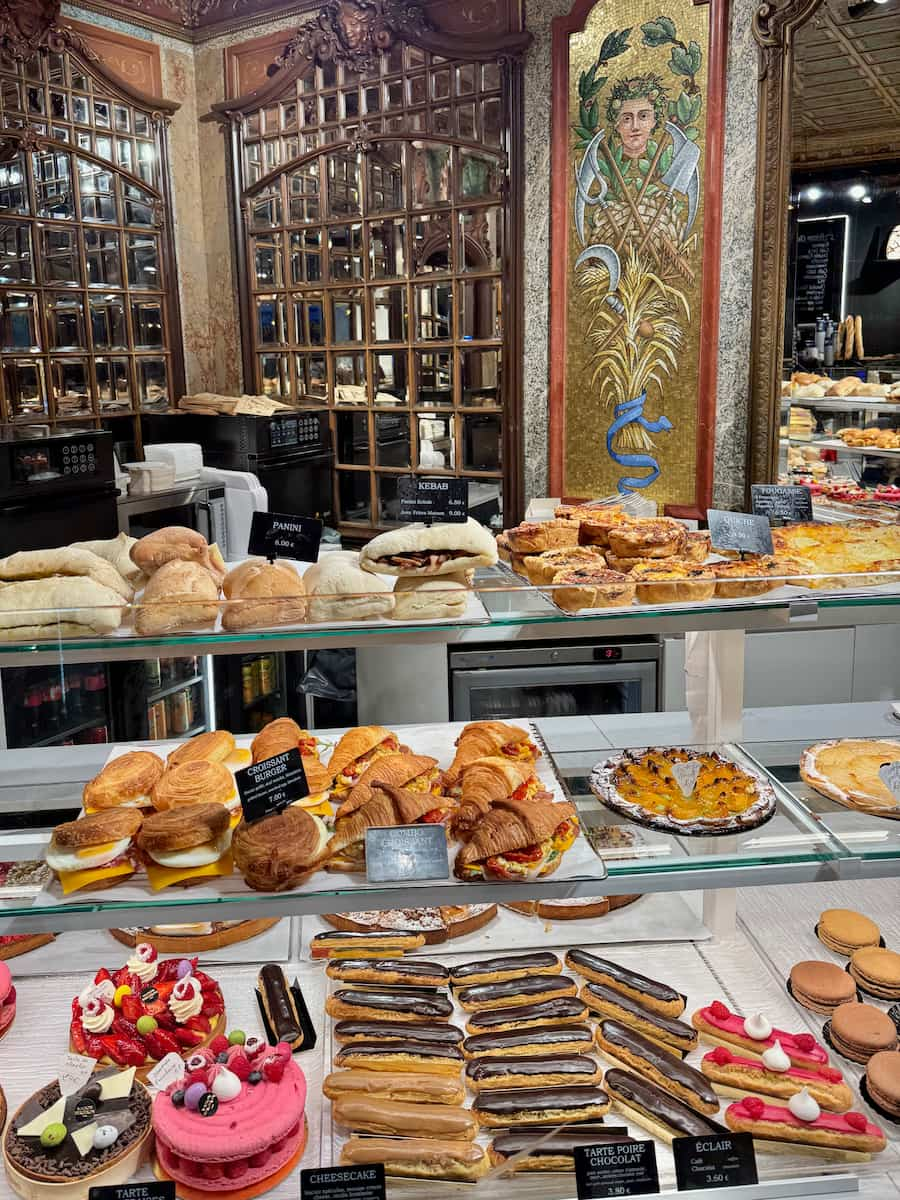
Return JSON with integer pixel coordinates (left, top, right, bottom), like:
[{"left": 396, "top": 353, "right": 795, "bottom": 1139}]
[
  {"left": 251, "top": 717, "right": 321, "bottom": 764},
  {"left": 444, "top": 721, "right": 541, "bottom": 785},
  {"left": 326, "top": 783, "right": 452, "bottom": 873},
  {"left": 327, "top": 725, "right": 402, "bottom": 793},
  {"left": 450, "top": 757, "right": 548, "bottom": 841},
  {"left": 232, "top": 806, "right": 329, "bottom": 892},
  {"left": 454, "top": 798, "right": 579, "bottom": 882},
  {"left": 337, "top": 753, "right": 442, "bottom": 817}
]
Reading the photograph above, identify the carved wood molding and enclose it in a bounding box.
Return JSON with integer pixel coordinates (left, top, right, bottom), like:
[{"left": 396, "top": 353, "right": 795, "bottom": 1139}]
[
  {"left": 0, "top": 0, "right": 60, "bottom": 60},
  {"left": 747, "top": 0, "right": 824, "bottom": 495}
]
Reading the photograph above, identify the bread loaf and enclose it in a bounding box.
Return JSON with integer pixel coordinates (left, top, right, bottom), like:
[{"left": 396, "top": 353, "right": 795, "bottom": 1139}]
[{"left": 134, "top": 559, "right": 219, "bottom": 636}]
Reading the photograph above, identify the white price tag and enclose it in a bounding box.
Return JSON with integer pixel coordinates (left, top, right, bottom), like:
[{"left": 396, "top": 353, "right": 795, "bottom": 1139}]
[
  {"left": 57, "top": 1052, "right": 96, "bottom": 1097},
  {"left": 879, "top": 761, "right": 900, "bottom": 804},
  {"left": 672, "top": 760, "right": 702, "bottom": 798},
  {"left": 146, "top": 1052, "right": 186, "bottom": 1092}
]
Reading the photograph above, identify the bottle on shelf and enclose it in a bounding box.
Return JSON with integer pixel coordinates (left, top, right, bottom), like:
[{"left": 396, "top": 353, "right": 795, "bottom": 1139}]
[
  {"left": 64, "top": 668, "right": 83, "bottom": 720},
  {"left": 41, "top": 680, "right": 61, "bottom": 733},
  {"left": 22, "top": 685, "right": 41, "bottom": 743},
  {"left": 145, "top": 659, "right": 162, "bottom": 689},
  {"left": 83, "top": 668, "right": 107, "bottom": 719}
]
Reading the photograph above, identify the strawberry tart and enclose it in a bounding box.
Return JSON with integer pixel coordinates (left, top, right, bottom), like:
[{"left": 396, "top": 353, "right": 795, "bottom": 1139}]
[
  {"left": 69, "top": 944, "right": 225, "bottom": 1079},
  {"left": 153, "top": 1034, "right": 307, "bottom": 1198},
  {"left": 0, "top": 962, "right": 15, "bottom": 1041}
]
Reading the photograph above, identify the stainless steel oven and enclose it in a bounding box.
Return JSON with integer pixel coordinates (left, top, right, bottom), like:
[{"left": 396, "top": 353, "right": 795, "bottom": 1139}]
[
  {"left": 449, "top": 639, "right": 659, "bottom": 721},
  {"left": 117, "top": 481, "right": 227, "bottom": 546}
]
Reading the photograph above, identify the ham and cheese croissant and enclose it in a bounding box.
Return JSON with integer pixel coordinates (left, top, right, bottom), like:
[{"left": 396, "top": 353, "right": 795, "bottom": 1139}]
[
  {"left": 451, "top": 758, "right": 547, "bottom": 841},
  {"left": 326, "top": 784, "right": 451, "bottom": 872},
  {"left": 454, "top": 798, "right": 579, "bottom": 882},
  {"left": 444, "top": 721, "right": 540, "bottom": 784},
  {"left": 337, "top": 754, "right": 442, "bottom": 817},
  {"left": 327, "top": 725, "right": 401, "bottom": 792}
]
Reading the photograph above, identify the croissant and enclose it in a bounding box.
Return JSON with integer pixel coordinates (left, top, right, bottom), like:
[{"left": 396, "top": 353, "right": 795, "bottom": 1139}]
[
  {"left": 325, "top": 784, "right": 446, "bottom": 866},
  {"left": 327, "top": 725, "right": 397, "bottom": 783},
  {"left": 444, "top": 721, "right": 533, "bottom": 784},
  {"left": 152, "top": 760, "right": 236, "bottom": 811},
  {"left": 232, "top": 807, "right": 329, "bottom": 891},
  {"left": 251, "top": 717, "right": 320, "bottom": 764},
  {"left": 337, "top": 754, "right": 439, "bottom": 817},
  {"left": 455, "top": 798, "right": 577, "bottom": 871},
  {"left": 450, "top": 757, "right": 539, "bottom": 841}
]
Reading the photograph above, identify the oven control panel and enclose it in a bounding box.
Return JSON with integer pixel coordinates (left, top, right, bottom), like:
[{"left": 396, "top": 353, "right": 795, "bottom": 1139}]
[
  {"left": 268, "top": 412, "right": 328, "bottom": 453},
  {"left": 13, "top": 437, "right": 98, "bottom": 483}
]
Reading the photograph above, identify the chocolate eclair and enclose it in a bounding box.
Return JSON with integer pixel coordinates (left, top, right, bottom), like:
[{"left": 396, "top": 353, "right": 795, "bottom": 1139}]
[
  {"left": 326, "top": 959, "right": 449, "bottom": 988},
  {"left": 456, "top": 974, "right": 577, "bottom": 1012},
  {"left": 466, "top": 1054, "right": 602, "bottom": 1092},
  {"left": 466, "top": 996, "right": 589, "bottom": 1035},
  {"left": 566, "top": 949, "right": 685, "bottom": 1017},
  {"left": 334, "top": 1039, "right": 464, "bottom": 1076},
  {"left": 489, "top": 1128, "right": 634, "bottom": 1172},
  {"left": 335, "top": 1020, "right": 464, "bottom": 1047},
  {"left": 462, "top": 1023, "right": 594, "bottom": 1060},
  {"left": 325, "top": 988, "right": 454, "bottom": 1023},
  {"left": 257, "top": 963, "right": 303, "bottom": 1051},
  {"left": 451, "top": 952, "right": 561, "bottom": 986},
  {"left": 596, "top": 1020, "right": 718, "bottom": 1114},
  {"left": 473, "top": 1084, "right": 610, "bottom": 1127},
  {"left": 581, "top": 982, "right": 697, "bottom": 1054},
  {"left": 604, "top": 1068, "right": 728, "bottom": 1143}
]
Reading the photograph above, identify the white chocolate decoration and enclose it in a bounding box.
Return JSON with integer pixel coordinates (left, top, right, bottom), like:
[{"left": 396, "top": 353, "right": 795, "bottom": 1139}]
[
  {"left": 99, "top": 1067, "right": 136, "bottom": 1102},
  {"left": 71, "top": 1123, "right": 98, "bottom": 1158},
  {"left": 742, "top": 1013, "right": 773, "bottom": 1041},
  {"left": 17, "top": 1098, "right": 66, "bottom": 1138},
  {"left": 788, "top": 1088, "right": 821, "bottom": 1123},
  {"left": 762, "top": 1039, "right": 791, "bottom": 1073}
]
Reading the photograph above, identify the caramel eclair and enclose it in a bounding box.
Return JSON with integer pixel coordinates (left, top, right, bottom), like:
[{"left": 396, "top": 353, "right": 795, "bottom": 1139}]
[
  {"left": 334, "top": 1019, "right": 464, "bottom": 1047},
  {"left": 325, "top": 988, "right": 453, "bottom": 1023},
  {"left": 257, "top": 962, "right": 303, "bottom": 1051},
  {"left": 596, "top": 1019, "right": 718, "bottom": 1114},
  {"left": 604, "top": 1068, "right": 727, "bottom": 1144},
  {"left": 324, "top": 1070, "right": 464, "bottom": 1106},
  {"left": 462, "top": 1023, "right": 594, "bottom": 1060},
  {"left": 456, "top": 974, "right": 577, "bottom": 1012},
  {"left": 450, "top": 952, "right": 561, "bottom": 986},
  {"left": 333, "top": 1097, "right": 478, "bottom": 1141},
  {"left": 334, "top": 1039, "right": 464, "bottom": 1076},
  {"left": 326, "top": 958, "right": 449, "bottom": 987},
  {"left": 473, "top": 1084, "right": 610, "bottom": 1127},
  {"left": 581, "top": 982, "right": 697, "bottom": 1054},
  {"left": 340, "top": 1136, "right": 489, "bottom": 1182},
  {"left": 466, "top": 996, "right": 589, "bottom": 1035},
  {"left": 311, "top": 929, "right": 426, "bottom": 957},
  {"left": 566, "top": 949, "right": 685, "bottom": 1017},
  {"left": 489, "top": 1128, "right": 634, "bottom": 1172},
  {"left": 466, "top": 1053, "right": 602, "bottom": 1092}
]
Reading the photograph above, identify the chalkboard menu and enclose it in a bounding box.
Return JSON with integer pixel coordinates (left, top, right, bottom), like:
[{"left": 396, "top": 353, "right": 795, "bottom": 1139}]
[{"left": 795, "top": 216, "right": 846, "bottom": 325}]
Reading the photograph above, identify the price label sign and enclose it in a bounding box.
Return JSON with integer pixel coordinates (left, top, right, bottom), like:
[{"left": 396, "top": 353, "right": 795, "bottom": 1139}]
[
  {"left": 751, "top": 484, "right": 813, "bottom": 525},
  {"left": 707, "top": 509, "right": 774, "bottom": 556},
  {"left": 365, "top": 824, "right": 450, "bottom": 883},
  {"left": 89, "top": 1185, "right": 176, "bottom": 1200},
  {"left": 248, "top": 511, "right": 322, "bottom": 563},
  {"left": 57, "top": 1052, "right": 97, "bottom": 1097},
  {"left": 398, "top": 476, "right": 468, "bottom": 524},
  {"left": 301, "top": 1165, "right": 386, "bottom": 1200},
  {"left": 672, "top": 1132, "right": 758, "bottom": 1191},
  {"left": 672, "top": 760, "right": 702, "bottom": 798},
  {"left": 236, "top": 748, "right": 309, "bottom": 823},
  {"left": 574, "top": 1140, "right": 659, "bottom": 1198},
  {"left": 879, "top": 761, "right": 900, "bottom": 804}
]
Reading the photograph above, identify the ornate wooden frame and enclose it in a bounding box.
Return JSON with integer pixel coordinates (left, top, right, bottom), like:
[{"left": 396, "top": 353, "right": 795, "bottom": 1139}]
[
  {"left": 547, "top": 0, "right": 729, "bottom": 519},
  {"left": 212, "top": 0, "right": 531, "bottom": 524},
  {"left": 747, "top": 0, "right": 823, "bottom": 495}
]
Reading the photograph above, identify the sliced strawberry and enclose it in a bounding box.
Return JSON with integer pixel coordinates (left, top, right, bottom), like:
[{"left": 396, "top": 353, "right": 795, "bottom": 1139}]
[
  {"left": 155, "top": 1009, "right": 177, "bottom": 1031},
  {"left": 146, "top": 1029, "right": 181, "bottom": 1060},
  {"left": 228, "top": 1050, "right": 251, "bottom": 1080},
  {"left": 173, "top": 1027, "right": 204, "bottom": 1047},
  {"left": 113, "top": 1037, "right": 147, "bottom": 1067},
  {"left": 121, "top": 993, "right": 143, "bottom": 1023},
  {"left": 201, "top": 993, "right": 225, "bottom": 1018},
  {"left": 112, "top": 1016, "right": 140, "bottom": 1041},
  {"left": 70, "top": 1022, "right": 87, "bottom": 1055},
  {"left": 262, "top": 1054, "right": 285, "bottom": 1083},
  {"left": 112, "top": 966, "right": 129, "bottom": 988},
  {"left": 185, "top": 1015, "right": 210, "bottom": 1034},
  {"left": 94, "top": 967, "right": 112, "bottom": 985}
]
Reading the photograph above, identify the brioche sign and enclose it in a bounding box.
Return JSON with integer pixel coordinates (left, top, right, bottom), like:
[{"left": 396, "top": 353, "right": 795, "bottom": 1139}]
[{"left": 398, "top": 476, "right": 468, "bottom": 524}]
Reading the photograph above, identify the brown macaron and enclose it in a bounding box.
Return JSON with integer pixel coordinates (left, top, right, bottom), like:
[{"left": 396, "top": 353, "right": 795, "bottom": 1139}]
[
  {"left": 137, "top": 803, "right": 230, "bottom": 856},
  {"left": 849, "top": 947, "right": 900, "bottom": 1001},
  {"left": 789, "top": 960, "right": 858, "bottom": 1015},
  {"left": 52, "top": 807, "right": 143, "bottom": 848},
  {"left": 829, "top": 1002, "right": 898, "bottom": 1065},
  {"left": 865, "top": 1050, "right": 900, "bottom": 1118},
  {"left": 817, "top": 909, "right": 881, "bottom": 957}
]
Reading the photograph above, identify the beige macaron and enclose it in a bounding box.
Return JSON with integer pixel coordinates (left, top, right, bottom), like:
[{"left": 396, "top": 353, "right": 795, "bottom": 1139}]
[{"left": 817, "top": 908, "right": 881, "bottom": 957}]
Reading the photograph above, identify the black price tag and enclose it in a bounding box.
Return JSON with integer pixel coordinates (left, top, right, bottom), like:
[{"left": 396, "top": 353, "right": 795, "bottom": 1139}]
[
  {"left": 672, "top": 1132, "right": 758, "bottom": 1191},
  {"left": 707, "top": 509, "right": 774, "bottom": 556},
  {"left": 398, "top": 476, "right": 468, "bottom": 524},
  {"left": 751, "top": 484, "right": 813, "bottom": 524},
  {"left": 248, "top": 511, "right": 322, "bottom": 562},
  {"left": 236, "top": 748, "right": 309, "bottom": 823},
  {"left": 90, "top": 1185, "right": 175, "bottom": 1200},
  {"left": 574, "top": 1140, "right": 659, "bottom": 1198},
  {"left": 365, "top": 824, "right": 449, "bottom": 883},
  {"left": 301, "top": 1164, "right": 386, "bottom": 1200}
]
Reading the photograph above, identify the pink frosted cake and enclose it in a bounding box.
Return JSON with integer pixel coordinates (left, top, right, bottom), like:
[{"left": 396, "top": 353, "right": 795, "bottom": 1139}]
[
  {"left": 153, "top": 1035, "right": 306, "bottom": 1197},
  {"left": 0, "top": 962, "right": 15, "bottom": 1039}
]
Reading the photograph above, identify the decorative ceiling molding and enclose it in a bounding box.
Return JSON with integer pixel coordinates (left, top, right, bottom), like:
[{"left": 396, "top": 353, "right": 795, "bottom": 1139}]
[
  {"left": 0, "top": 0, "right": 61, "bottom": 59},
  {"left": 274, "top": 0, "right": 432, "bottom": 75}
]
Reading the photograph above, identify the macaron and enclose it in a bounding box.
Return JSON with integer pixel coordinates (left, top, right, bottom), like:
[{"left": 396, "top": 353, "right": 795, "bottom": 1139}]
[
  {"left": 865, "top": 1050, "right": 900, "bottom": 1118},
  {"left": 829, "top": 1002, "right": 898, "bottom": 1065},
  {"left": 817, "top": 908, "right": 881, "bottom": 957},
  {"left": 0, "top": 960, "right": 15, "bottom": 1038},
  {"left": 849, "top": 947, "right": 900, "bottom": 1001},
  {"left": 789, "top": 960, "right": 858, "bottom": 1016}
]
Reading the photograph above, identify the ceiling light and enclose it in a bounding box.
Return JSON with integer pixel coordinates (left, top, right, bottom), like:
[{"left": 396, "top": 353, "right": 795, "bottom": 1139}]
[
  {"left": 848, "top": 184, "right": 867, "bottom": 200},
  {"left": 861, "top": 195, "right": 872, "bottom": 203},
  {"left": 804, "top": 186, "right": 824, "bottom": 202}
]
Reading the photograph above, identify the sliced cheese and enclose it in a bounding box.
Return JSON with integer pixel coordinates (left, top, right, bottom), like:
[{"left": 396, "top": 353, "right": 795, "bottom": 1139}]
[
  {"left": 58, "top": 861, "right": 134, "bottom": 895},
  {"left": 99, "top": 1067, "right": 136, "bottom": 1101},
  {"left": 226, "top": 748, "right": 252, "bottom": 768},
  {"left": 145, "top": 853, "right": 233, "bottom": 892}
]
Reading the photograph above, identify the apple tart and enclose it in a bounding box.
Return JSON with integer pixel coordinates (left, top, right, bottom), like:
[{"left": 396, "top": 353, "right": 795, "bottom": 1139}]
[{"left": 800, "top": 739, "right": 900, "bottom": 820}]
